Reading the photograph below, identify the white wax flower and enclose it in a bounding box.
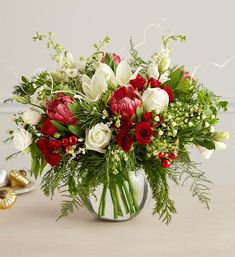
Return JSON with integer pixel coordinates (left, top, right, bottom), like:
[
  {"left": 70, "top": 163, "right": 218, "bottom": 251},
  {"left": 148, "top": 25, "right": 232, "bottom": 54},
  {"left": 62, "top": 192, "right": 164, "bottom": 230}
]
[
  {"left": 85, "top": 123, "right": 112, "bottom": 153},
  {"left": 13, "top": 128, "right": 32, "bottom": 152},
  {"left": 142, "top": 87, "right": 169, "bottom": 113},
  {"left": 22, "top": 110, "right": 41, "bottom": 125}
]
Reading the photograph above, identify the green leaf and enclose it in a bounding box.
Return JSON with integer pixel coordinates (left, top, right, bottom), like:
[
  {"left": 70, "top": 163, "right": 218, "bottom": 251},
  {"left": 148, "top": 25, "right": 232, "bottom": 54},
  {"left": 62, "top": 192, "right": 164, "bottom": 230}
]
[
  {"left": 68, "top": 125, "right": 85, "bottom": 137},
  {"left": 50, "top": 120, "right": 70, "bottom": 134}
]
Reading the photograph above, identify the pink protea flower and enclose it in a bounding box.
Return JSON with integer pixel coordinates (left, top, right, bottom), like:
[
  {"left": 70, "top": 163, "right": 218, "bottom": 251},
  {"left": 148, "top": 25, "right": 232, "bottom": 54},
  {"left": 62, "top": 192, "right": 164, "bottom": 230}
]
[
  {"left": 110, "top": 85, "right": 142, "bottom": 117},
  {"left": 46, "top": 94, "right": 77, "bottom": 124}
]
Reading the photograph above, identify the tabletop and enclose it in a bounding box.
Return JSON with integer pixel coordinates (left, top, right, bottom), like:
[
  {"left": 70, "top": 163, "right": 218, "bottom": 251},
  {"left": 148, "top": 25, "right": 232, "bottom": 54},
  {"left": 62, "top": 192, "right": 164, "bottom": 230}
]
[{"left": 1, "top": 185, "right": 235, "bottom": 257}]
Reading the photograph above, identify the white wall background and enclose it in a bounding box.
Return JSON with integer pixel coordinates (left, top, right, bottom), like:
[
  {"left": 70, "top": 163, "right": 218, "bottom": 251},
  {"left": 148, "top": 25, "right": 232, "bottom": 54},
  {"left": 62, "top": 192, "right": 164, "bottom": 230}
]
[{"left": 0, "top": 0, "right": 234, "bottom": 184}]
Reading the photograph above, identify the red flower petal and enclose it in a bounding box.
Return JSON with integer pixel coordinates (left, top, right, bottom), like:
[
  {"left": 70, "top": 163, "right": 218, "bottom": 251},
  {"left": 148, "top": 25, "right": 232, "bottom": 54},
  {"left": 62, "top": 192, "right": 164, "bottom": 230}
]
[
  {"left": 161, "top": 85, "right": 174, "bottom": 102},
  {"left": 135, "top": 121, "right": 154, "bottom": 145},
  {"left": 117, "top": 129, "right": 133, "bottom": 152}
]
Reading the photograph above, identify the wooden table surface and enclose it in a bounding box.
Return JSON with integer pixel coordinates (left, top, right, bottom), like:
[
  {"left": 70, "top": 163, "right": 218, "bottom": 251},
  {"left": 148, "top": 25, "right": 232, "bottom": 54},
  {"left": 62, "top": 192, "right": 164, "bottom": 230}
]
[{"left": 1, "top": 185, "right": 235, "bottom": 257}]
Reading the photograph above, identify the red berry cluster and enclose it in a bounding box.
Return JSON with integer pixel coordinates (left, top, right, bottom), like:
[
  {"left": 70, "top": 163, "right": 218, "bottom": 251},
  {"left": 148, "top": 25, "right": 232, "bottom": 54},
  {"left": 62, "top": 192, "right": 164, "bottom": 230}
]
[
  {"left": 61, "top": 135, "right": 79, "bottom": 154},
  {"left": 157, "top": 151, "right": 178, "bottom": 168}
]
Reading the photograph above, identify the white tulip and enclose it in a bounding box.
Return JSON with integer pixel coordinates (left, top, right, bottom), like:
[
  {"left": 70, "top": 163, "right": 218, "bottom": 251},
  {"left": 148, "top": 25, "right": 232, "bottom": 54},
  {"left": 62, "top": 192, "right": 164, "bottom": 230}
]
[
  {"left": 82, "top": 70, "right": 107, "bottom": 102},
  {"left": 13, "top": 128, "right": 32, "bottom": 152},
  {"left": 142, "top": 87, "right": 169, "bottom": 113},
  {"left": 213, "top": 131, "right": 230, "bottom": 142},
  {"left": 197, "top": 145, "right": 214, "bottom": 159},
  {"left": 22, "top": 110, "right": 41, "bottom": 125},
  {"left": 158, "top": 57, "right": 171, "bottom": 73},
  {"left": 214, "top": 141, "right": 227, "bottom": 150},
  {"left": 85, "top": 123, "right": 112, "bottom": 153}
]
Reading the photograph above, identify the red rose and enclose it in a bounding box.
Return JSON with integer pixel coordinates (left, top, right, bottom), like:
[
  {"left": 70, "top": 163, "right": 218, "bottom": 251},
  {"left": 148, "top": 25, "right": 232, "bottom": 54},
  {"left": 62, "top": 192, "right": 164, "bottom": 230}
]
[
  {"left": 37, "top": 138, "right": 49, "bottom": 155},
  {"left": 148, "top": 78, "right": 161, "bottom": 88},
  {"left": 41, "top": 118, "right": 57, "bottom": 136},
  {"left": 36, "top": 138, "right": 61, "bottom": 166},
  {"left": 161, "top": 85, "right": 174, "bottom": 102},
  {"left": 46, "top": 94, "right": 77, "bottom": 124},
  {"left": 120, "top": 115, "right": 133, "bottom": 130},
  {"left": 112, "top": 53, "right": 121, "bottom": 64},
  {"left": 117, "top": 129, "right": 133, "bottom": 152},
  {"left": 130, "top": 75, "right": 146, "bottom": 91},
  {"left": 110, "top": 85, "right": 142, "bottom": 117},
  {"left": 143, "top": 112, "right": 153, "bottom": 122},
  {"left": 45, "top": 153, "right": 61, "bottom": 167},
  {"left": 135, "top": 121, "right": 154, "bottom": 145},
  {"left": 48, "top": 140, "right": 61, "bottom": 152}
]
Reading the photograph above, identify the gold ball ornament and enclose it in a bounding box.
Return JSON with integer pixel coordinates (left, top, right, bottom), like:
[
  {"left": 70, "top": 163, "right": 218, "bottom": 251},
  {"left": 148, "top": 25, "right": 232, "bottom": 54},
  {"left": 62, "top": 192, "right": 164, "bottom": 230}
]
[
  {"left": 0, "top": 187, "right": 16, "bottom": 209},
  {"left": 9, "top": 170, "right": 29, "bottom": 188}
]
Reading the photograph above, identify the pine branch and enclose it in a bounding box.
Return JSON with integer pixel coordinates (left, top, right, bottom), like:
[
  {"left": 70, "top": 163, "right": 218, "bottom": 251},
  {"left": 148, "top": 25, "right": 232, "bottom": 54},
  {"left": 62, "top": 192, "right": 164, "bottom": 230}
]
[
  {"left": 144, "top": 158, "right": 176, "bottom": 224},
  {"left": 56, "top": 195, "right": 83, "bottom": 221},
  {"left": 171, "top": 161, "right": 211, "bottom": 209},
  {"left": 129, "top": 38, "right": 147, "bottom": 69}
]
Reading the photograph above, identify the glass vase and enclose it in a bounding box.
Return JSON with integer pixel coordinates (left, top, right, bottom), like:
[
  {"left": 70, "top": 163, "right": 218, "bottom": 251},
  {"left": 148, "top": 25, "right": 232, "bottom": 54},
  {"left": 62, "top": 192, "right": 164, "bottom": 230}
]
[{"left": 84, "top": 169, "right": 149, "bottom": 221}]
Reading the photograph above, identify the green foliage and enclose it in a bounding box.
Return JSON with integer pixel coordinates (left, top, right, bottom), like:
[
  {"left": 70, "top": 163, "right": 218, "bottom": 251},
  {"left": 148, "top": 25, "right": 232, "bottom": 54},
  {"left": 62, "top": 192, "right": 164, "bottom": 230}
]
[
  {"left": 171, "top": 159, "right": 211, "bottom": 209},
  {"left": 129, "top": 38, "right": 147, "bottom": 70},
  {"left": 67, "top": 100, "right": 105, "bottom": 130},
  {"left": 162, "top": 35, "right": 186, "bottom": 48},
  {"left": 143, "top": 158, "right": 176, "bottom": 224},
  {"left": 30, "top": 141, "right": 47, "bottom": 178},
  {"left": 57, "top": 195, "right": 82, "bottom": 221}
]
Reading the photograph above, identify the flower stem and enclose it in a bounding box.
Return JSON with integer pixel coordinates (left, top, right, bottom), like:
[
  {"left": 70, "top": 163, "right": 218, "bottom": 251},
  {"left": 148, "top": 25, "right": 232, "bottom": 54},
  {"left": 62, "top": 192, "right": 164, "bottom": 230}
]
[
  {"left": 117, "top": 182, "right": 130, "bottom": 214},
  {"left": 127, "top": 171, "right": 139, "bottom": 213},
  {"left": 98, "top": 185, "right": 107, "bottom": 217},
  {"left": 110, "top": 185, "right": 118, "bottom": 219}
]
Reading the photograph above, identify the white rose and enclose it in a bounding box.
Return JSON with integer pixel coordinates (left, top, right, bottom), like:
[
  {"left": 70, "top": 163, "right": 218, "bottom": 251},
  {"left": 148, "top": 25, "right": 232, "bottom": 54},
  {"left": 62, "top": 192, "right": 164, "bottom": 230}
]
[
  {"left": 22, "top": 110, "right": 41, "bottom": 125},
  {"left": 13, "top": 128, "right": 32, "bottom": 152},
  {"left": 142, "top": 87, "right": 169, "bottom": 113},
  {"left": 85, "top": 123, "right": 112, "bottom": 153}
]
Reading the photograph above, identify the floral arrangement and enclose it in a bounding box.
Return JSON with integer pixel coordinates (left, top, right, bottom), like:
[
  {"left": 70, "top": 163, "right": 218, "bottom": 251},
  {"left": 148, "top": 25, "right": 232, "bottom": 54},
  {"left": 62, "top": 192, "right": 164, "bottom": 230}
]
[{"left": 5, "top": 32, "right": 229, "bottom": 223}]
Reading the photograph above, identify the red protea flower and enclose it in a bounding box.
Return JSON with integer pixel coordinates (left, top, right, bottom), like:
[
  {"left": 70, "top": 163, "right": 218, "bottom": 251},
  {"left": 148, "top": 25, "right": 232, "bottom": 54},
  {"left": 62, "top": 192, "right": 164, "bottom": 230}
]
[
  {"left": 46, "top": 94, "right": 77, "bottom": 124},
  {"left": 110, "top": 85, "right": 142, "bottom": 117}
]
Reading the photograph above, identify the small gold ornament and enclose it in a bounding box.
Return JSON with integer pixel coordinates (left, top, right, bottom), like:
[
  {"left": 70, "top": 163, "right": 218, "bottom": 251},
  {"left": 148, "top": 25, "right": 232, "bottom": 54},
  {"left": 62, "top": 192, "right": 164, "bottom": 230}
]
[
  {"left": 9, "top": 170, "right": 29, "bottom": 188},
  {"left": 0, "top": 187, "right": 16, "bottom": 209}
]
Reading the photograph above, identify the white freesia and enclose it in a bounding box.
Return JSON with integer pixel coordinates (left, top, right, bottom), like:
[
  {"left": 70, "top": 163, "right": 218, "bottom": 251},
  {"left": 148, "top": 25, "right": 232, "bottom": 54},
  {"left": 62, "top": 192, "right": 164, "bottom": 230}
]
[
  {"left": 22, "top": 110, "right": 41, "bottom": 125},
  {"left": 77, "top": 58, "right": 87, "bottom": 71},
  {"left": 85, "top": 123, "right": 112, "bottom": 153},
  {"left": 82, "top": 70, "right": 107, "bottom": 102},
  {"left": 142, "top": 87, "right": 169, "bottom": 113},
  {"left": 147, "top": 63, "right": 160, "bottom": 79},
  {"left": 13, "top": 128, "right": 32, "bottom": 152}
]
